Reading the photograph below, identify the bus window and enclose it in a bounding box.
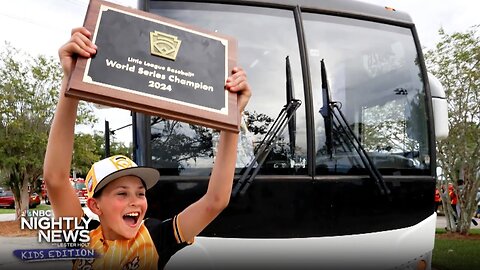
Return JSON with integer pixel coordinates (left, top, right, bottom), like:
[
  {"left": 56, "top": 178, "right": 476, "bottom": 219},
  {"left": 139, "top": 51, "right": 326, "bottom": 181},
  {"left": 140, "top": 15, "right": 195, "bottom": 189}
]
[
  {"left": 149, "top": 2, "right": 307, "bottom": 176},
  {"left": 303, "top": 13, "right": 430, "bottom": 176}
]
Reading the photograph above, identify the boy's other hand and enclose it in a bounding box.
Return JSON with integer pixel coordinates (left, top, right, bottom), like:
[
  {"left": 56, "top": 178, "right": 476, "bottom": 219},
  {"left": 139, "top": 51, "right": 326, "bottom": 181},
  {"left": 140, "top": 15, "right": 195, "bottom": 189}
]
[{"left": 225, "top": 67, "right": 252, "bottom": 114}]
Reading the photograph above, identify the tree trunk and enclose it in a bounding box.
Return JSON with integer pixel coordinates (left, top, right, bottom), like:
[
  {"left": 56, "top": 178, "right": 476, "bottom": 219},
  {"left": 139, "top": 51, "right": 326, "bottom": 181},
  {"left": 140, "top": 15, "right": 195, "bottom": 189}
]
[
  {"left": 457, "top": 168, "right": 480, "bottom": 235},
  {"left": 13, "top": 175, "right": 30, "bottom": 220},
  {"left": 440, "top": 190, "right": 456, "bottom": 231}
]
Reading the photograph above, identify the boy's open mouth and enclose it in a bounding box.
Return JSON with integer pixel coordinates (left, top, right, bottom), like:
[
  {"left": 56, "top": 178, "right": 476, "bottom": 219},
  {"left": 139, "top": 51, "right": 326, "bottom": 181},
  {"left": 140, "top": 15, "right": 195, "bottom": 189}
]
[{"left": 123, "top": 212, "right": 140, "bottom": 227}]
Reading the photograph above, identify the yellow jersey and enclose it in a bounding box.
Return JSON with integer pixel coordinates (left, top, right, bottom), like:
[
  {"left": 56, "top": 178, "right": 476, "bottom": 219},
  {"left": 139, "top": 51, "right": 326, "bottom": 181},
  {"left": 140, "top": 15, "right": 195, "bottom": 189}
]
[{"left": 73, "top": 216, "right": 189, "bottom": 270}]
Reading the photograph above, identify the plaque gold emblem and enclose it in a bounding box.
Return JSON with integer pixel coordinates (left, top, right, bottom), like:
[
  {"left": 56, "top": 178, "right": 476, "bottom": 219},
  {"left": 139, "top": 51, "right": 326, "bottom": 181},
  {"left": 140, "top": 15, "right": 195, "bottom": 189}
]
[{"left": 150, "top": 31, "right": 182, "bottom": 60}]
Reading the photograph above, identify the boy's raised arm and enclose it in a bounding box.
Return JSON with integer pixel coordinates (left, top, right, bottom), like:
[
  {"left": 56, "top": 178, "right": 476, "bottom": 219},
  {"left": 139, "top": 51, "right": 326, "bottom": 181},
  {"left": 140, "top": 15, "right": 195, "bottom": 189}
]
[
  {"left": 177, "top": 67, "right": 251, "bottom": 242},
  {"left": 43, "top": 27, "right": 97, "bottom": 219}
]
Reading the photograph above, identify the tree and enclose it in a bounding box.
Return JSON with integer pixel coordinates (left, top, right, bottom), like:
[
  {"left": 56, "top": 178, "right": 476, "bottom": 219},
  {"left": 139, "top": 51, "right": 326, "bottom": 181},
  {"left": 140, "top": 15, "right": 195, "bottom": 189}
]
[
  {"left": 72, "top": 133, "right": 102, "bottom": 176},
  {"left": 92, "top": 131, "right": 132, "bottom": 159},
  {"left": 0, "top": 44, "right": 96, "bottom": 218},
  {"left": 70, "top": 132, "right": 132, "bottom": 178},
  {"left": 425, "top": 26, "right": 480, "bottom": 234}
]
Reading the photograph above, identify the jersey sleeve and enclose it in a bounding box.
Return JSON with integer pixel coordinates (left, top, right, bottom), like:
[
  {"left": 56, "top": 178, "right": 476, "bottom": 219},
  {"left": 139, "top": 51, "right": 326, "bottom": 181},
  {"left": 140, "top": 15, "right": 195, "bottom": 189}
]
[{"left": 144, "top": 215, "right": 192, "bottom": 269}]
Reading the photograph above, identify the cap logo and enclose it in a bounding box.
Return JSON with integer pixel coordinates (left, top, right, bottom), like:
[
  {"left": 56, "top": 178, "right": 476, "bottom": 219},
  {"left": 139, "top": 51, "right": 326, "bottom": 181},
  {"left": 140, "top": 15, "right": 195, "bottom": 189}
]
[
  {"left": 109, "top": 155, "right": 134, "bottom": 170},
  {"left": 85, "top": 167, "right": 98, "bottom": 198}
]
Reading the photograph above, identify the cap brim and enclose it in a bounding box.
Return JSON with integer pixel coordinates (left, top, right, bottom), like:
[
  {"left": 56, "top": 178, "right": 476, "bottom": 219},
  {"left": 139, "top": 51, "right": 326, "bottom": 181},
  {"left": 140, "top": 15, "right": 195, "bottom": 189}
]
[{"left": 94, "top": 167, "right": 160, "bottom": 195}]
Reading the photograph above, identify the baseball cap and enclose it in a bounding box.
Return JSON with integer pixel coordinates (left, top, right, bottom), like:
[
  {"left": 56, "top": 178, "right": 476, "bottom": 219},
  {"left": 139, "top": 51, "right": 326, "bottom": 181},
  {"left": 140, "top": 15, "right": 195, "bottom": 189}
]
[{"left": 85, "top": 155, "right": 160, "bottom": 198}]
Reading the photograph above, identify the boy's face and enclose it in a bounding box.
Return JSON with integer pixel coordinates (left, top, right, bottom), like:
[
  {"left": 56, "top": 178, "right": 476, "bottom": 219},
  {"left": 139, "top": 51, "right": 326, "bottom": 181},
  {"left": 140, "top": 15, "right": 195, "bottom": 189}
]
[{"left": 94, "top": 175, "right": 147, "bottom": 240}]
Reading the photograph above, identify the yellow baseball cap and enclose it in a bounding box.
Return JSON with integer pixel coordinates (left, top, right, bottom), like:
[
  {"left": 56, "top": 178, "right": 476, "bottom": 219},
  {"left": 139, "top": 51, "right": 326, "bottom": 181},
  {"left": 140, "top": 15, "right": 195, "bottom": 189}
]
[{"left": 85, "top": 155, "right": 160, "bottom": 198}]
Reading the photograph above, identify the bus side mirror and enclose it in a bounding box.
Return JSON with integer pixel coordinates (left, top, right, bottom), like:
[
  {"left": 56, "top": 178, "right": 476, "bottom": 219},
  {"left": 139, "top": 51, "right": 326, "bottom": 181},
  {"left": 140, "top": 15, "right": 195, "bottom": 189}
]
[{"left": 428, "top": 73, "right": 449, "bottom": 140}]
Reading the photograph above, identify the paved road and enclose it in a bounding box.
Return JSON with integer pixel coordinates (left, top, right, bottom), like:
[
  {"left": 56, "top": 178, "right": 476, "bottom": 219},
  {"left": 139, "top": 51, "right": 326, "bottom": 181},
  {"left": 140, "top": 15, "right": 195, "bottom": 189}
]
[
  {"left": 436, "top": 215, "right": 446, "bottom": 228},
  {"left": 0, "top": 214, "right": 15, "bottom": 222},
  {"left": 435, "top": 215, "right": 480, "bottom": 229}
]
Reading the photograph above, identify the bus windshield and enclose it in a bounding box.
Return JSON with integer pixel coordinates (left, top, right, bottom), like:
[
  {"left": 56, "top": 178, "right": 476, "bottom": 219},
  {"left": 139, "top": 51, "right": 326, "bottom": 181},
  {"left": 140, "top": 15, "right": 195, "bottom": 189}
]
[
  {"left": 303, "top": 13, "right": 430, "bottom": 176},
  {"left": 149, "top": 2, "right": 306, "bottom": 176},
  {"left": 148, "top": 2, "right": 430, "bottom": 177}
]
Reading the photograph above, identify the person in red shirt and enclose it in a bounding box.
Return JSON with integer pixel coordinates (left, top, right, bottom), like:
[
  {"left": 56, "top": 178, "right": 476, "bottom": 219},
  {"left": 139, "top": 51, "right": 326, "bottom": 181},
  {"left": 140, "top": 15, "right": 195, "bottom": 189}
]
[
  {"left": 448, "top": 184, "right": 458, "bottom": 220},
  {"left": 434, "top": 188, "right": 441, "bottom": 213}
]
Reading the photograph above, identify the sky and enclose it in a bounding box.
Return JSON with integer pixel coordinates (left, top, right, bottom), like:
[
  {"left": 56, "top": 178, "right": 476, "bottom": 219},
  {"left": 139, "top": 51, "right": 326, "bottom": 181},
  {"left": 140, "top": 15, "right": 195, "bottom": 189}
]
[{"left": 0, "top": 0, "right": 478, "bottom": 144}]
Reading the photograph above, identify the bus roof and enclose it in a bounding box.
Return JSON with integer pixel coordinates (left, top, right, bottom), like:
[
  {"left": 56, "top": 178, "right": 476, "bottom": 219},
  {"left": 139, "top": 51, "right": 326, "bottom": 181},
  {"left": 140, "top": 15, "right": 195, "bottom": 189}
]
[{"left": 149, "top": 0, "right": 413, "bottom": 25}]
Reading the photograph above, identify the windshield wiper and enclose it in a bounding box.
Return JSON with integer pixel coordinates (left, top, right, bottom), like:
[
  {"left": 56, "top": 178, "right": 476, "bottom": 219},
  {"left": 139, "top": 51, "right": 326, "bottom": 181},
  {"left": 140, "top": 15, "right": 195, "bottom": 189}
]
[
  {"left": 232, "top": 56, "right": 301, "bottom": 197},
  {"left": 286, "top": 56, "right": 297, "bottom": 157},
  {"left": 319, "top": 59, "right": 390, "bottom": 196},
  {"left": 231, "top": 99, "right": 301, "bottom": 197},
  {"left": 319, "top": 60, "right": 334, "bottom": 158}
]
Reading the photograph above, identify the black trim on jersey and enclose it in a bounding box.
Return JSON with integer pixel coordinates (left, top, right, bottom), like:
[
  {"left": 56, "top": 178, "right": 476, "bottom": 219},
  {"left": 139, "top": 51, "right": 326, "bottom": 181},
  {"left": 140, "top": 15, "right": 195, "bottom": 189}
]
[
  {"left": 145, "top": 217, "right": 189, "bottom": 269},
  {"left": 173, "top": 215, "right": 183, "bottom": 243}
]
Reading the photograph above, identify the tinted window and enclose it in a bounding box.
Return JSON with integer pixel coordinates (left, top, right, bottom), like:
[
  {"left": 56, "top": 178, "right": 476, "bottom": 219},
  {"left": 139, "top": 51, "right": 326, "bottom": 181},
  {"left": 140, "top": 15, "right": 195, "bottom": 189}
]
[
  {"left": 149, "top": 2, "right": 307, "bottom": 176},
  {"left": 1, "top": 191, "right": 13, "bottom": 197},
  {"left": 303, "top": 13, "right": 430, "bottom": 175}
]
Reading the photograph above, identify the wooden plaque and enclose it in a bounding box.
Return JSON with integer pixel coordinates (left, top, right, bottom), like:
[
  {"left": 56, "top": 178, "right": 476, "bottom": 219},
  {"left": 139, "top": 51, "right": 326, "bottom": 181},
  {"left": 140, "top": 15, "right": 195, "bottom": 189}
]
[{"left": 67, "top": 0, "right": 238, "bottom": 132}]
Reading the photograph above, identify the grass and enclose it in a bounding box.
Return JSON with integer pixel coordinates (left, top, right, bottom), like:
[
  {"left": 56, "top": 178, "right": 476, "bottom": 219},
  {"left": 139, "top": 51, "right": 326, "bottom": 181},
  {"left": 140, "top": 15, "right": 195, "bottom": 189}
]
[
  {"left": 433, "top": 239, "right": 480, "bottom": 270},
  {"left": 0, "top": 208, "right": 14, "bottom": 214},
  {"left": 432, "top": 228, "right": 480, "bottom": 270},
  {"left": 0, "top": 204, "right": 51, "bottom": 214}
]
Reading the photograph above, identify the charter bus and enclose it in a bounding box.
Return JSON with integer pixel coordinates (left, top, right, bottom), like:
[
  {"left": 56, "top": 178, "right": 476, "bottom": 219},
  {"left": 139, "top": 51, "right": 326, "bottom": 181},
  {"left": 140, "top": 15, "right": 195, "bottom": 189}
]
[{"left": 126, "top": 0, "right": 449, "bottom": 269}]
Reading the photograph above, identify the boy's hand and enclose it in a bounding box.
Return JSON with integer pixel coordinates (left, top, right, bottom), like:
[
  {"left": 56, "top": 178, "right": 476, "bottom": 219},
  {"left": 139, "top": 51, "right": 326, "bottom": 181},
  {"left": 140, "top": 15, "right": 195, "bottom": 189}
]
[
  {"left": 225, "top": 67, "right": 252, "bottom": 114},
  {"left": 58, "top": 27, "right": 97, "bottom": 80}
]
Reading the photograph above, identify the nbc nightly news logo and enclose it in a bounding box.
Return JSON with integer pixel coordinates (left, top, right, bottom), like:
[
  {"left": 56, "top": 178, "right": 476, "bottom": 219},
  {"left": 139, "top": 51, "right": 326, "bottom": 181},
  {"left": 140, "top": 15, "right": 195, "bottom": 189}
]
[{"left": 13, "top": 210, "right": 95, "bottom": 262}]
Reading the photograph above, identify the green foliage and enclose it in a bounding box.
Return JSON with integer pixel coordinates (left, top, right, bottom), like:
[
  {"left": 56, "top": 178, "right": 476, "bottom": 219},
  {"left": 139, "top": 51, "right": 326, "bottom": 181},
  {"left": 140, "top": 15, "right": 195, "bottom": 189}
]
[
  {"left": 0, "top": 203, "right": 51, "bottom": 214},
  {"left": 110, "top": 136, "right": 133, "bottom": 158},
  {"left": 0, "top": 43, "right": 96, "bottom": 218},
  {"left": 73, "top": 133, "right": 102, "bottom": 176},
  {"left": 425, "top": 26, "right": 480, "bottom": 234},
  {"left": 92, "top": 131, "right": 132, "bottom": 158},
  {"left": 71, "top": 131, "right": 132, "bottom": 177},
  {"left": 0, "top": 44, "right": 59, "bottom": 217},
  {"left": 433, "top": 238, "right": 480, "bottom": 270}
]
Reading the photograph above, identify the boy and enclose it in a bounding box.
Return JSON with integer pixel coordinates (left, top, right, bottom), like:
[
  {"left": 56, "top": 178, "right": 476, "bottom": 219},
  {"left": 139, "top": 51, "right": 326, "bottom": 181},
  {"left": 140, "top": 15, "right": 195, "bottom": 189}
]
[{"left": 43, "top": 27, "right": 251, "bottom": 269}]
